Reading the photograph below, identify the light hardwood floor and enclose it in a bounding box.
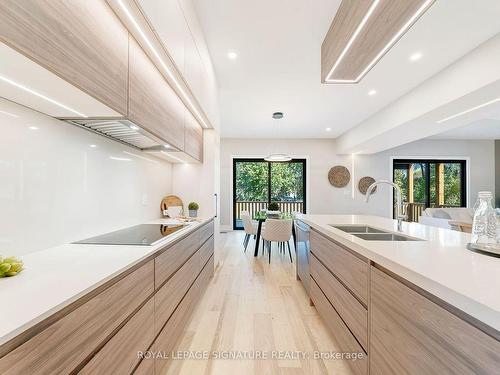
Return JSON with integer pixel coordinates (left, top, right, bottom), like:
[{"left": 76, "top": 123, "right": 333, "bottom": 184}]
[{"left": 161, "top": 231, "right": 353, "bottom": 375}]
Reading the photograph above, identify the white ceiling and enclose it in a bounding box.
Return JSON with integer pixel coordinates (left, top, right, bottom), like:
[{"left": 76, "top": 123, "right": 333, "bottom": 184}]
[
  {"left": 429, "top": 119, "right": 500, "bottom": 140},
  {"left": 193, "top": 0, "right": 500, "bottom": 139}
]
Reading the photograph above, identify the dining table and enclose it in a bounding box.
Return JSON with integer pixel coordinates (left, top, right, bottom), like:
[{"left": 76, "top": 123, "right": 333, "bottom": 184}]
[{"left": 253, "top": 212, "right": 296, "bottom": 257}]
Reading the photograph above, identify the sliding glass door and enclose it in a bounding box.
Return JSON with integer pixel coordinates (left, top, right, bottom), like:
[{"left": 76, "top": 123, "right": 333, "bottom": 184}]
[
  {"left": 393, "top": 159, "right": 466, "bottom": 222},
  {"left": 233, "top": 158, "right": 306, "bottom": 229}
]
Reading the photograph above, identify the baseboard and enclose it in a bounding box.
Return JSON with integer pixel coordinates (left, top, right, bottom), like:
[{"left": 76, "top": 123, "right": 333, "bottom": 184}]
[{"left": 220, "top": 225, "right": 233, "bottom": 233}]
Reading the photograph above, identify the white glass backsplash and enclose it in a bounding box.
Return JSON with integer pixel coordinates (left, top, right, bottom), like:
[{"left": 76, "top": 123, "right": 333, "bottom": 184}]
[{"left": 0, "top": 99, "right": 172, "bottom": 256}]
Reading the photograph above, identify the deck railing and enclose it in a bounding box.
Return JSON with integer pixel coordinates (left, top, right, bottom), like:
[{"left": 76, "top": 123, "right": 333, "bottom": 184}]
[{"left": 235, "top": 201, "right": 304, "bottom": 221}]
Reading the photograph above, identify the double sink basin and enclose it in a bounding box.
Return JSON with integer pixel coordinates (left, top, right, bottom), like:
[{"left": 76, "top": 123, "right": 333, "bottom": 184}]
[{"left": 330, "top": 225, "right": 423, "bottom": 241}]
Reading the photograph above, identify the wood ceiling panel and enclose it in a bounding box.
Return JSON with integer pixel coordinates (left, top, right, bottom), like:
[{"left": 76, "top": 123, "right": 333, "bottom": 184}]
[{"left": 321, "top": 0, "right": 435, "bottom": 83}]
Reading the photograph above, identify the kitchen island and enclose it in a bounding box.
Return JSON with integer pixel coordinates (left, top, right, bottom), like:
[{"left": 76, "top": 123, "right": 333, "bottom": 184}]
[
  {"left": 298, "top": 214, "right": 500, "bottom": 375},
  {"left": 0, "top": 217, "right": 214, "bottom": 374}
]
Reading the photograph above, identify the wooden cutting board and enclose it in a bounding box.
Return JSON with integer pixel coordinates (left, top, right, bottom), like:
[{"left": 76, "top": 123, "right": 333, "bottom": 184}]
[{"left": 160, "top": 195, "right": 184, "bottom": 214}]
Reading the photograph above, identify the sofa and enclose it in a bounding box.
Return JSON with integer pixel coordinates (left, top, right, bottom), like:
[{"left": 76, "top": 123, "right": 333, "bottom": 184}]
[{"left": 419, "top": 207, "right": 473, "bottom": 230}]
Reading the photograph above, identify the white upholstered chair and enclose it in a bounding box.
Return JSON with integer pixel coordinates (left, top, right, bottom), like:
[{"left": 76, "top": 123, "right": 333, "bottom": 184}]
[
  {"left": 241, "top": 211, "right": 258, "bottom": 252},
  {"left": 262, "top": 219, "right": 293, "bottom": 263}
]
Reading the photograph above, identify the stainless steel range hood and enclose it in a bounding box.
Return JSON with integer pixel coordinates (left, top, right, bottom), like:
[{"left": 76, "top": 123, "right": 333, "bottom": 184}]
[{"left": 63, "top": 118, "right": 198, "bottom": 163}]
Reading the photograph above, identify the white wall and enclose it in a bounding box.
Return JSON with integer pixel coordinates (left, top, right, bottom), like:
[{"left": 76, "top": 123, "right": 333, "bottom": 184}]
[
  {"left": 220, "top": 138, "right": 495, "bottom": 228},
  {"left": 0, "top": 99, "right": 173, "bottom": 256}
]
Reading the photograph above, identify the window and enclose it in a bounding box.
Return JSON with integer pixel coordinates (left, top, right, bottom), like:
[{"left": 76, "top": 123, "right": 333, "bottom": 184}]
[
  {"left": 233, "top": 158, "right": 306, "bottom": 229},
  {"left": 393, "top": 159, "right": 466, "bottom": 221}
]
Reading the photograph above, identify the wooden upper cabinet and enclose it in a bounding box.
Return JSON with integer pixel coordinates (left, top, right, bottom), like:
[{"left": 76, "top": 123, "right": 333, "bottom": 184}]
[
  {"left": 0, "top": 0, "right": 128, "bottom": 115},
  {"left": 370, "top": 266, "right": 500, "bottom": 375},
  {"left": 128, "top": 36, "right": 185, "bottom": 150},
  {"left": 184, "top": 109, "right": 203, "bottom": 161}
]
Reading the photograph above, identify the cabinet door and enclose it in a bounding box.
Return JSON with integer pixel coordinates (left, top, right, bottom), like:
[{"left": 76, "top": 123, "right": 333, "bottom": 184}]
[
  {"left": 80, "top": 298, "right": 154, "bottom": 375},
  {"left": 0, "top": 0, "right": 128, "bottom": 115},
  {"left": 128, "top": 37, "right": 185, "bottom": 150},
  {"left": 184, "top": 109, "right": 203, "bottom": 161},
  {"left": 370, "top": 266, "right": 500, "bottom": 375}
]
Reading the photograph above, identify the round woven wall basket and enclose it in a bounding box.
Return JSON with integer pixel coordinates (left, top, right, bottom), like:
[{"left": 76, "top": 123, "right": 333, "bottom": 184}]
[
  {"left": 358, "top": 176, "right": 377, "bottom": 195},
  {"left": 328, "top": 166, "right": 350, "bottom": 188}
]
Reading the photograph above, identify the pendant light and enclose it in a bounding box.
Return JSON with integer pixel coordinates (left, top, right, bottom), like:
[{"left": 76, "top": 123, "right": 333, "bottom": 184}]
[{"left": 265, "top": 112, "right": 292, "bottom": 162}]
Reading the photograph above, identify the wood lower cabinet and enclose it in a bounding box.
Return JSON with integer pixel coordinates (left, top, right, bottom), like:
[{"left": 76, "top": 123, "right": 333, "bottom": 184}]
[
  {"left": 310, "top": 229, "right": 368, "bottom": 304},
  {"left": 128, "top": 36, "right": 186, "bottom": 150},
  {"left": 0, "top": 221, "right": 214, "bottom": 375},
  {"left": 152, "top": 254, "right": 214, "bottom": 375},
  {"left": 310, "top": 254, "right": 368, "bottom": 351},
  {"left": 370, "top": 266, "right": 500, "bottom": 375},
  {"left": 0, "top": 0, "right": 128, "bottom": 115},
  {"left": 80, "top": 298, "right": 155, "bottom": 375},
  {"left": 154, "top": 236, "right": 214, "bottom": 334},
  {"left": 310, "top": 279, "right": 368, "bottom": 375},
  {"left": 0, "top": 261, "right": 154, "bottom": 375}
]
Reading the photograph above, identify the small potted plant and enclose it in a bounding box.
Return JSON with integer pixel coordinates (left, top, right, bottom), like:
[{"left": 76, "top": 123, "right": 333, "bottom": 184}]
[
  {"left": 267, "top": 202, "right": 280, "bottom": 213},
  {"left": 188, "top": 202, "right": 199, "bottom": 217}
]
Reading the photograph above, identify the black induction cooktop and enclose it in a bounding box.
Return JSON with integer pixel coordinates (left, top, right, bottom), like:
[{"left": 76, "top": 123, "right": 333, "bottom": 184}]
[{"left": 73, "top": 223, "right": 187, "bottom": 246}]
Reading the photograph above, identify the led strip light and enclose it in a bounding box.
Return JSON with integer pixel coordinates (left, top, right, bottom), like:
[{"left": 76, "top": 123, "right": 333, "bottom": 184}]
[
  {"left": 118, "top": 0, "right": 209, "bottom": 128},
  {"left": 437, "top": 97, "right": 500, "bottom": 124},
  {"left": 325, "top": 0, "right": 434, "bottom": 83},
  {"left": 0, "top": 74, "right": 87, "bottom": 117}
]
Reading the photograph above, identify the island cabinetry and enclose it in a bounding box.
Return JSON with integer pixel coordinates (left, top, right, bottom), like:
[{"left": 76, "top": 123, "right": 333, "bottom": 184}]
[
  {"left": 370, "top": 265, "right": 500, "bottom": 375},
  {"left": 310, "top": 229, "right": 368, "bottom": 304},
  {"left": 310, "top": 279, "right": 368, "bottom": 375}
]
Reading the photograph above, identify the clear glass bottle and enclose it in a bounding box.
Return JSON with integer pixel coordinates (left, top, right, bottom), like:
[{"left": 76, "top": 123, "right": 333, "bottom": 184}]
[{"left": 471, "top": 191, "right": 497, "bottom": 244}]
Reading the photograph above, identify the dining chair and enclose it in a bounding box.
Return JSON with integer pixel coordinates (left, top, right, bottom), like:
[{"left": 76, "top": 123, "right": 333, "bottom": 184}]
[
  {"left": 241, "top": 211, "right": 258, "bottom": 252},
  {"left": 262, "top": 219, "right": 293, "bottom": 263}
]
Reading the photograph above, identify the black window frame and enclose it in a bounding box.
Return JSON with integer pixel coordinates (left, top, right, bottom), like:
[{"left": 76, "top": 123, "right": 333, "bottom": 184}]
[
  {"left": 392, "top": 158, "right": 467, "bottom": 209},
  {"left": 232, "top": 158, "right": 307, "bottom": 230}
]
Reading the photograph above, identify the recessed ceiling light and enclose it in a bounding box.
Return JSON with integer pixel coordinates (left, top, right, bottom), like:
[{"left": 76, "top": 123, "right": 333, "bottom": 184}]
[
  {"left": 0, "top": 75, "right": 87, "bottom": 117},
  {"left": 227, "top": 51, "right": 238, "bottom": 60},
  {"left": 28, "top": 126, "right": 39, "bottom": 130},
  {"left": 325, "top": 127, "right": 332, "bottom": 132},
  {"left": 368, "top": 89, "right": 377, "bottom": 96},
  {"left": 89, "top": 144, "right": 97, "bottom": 148},
  {"left": 409, "top": 52, "right": 423, "bottom": 62},
  {"left": 272, "top": 112, "right": 284, "bottom": 119},
  {"left": 109, "top": 156, "right": 131, "bottom": 161}
]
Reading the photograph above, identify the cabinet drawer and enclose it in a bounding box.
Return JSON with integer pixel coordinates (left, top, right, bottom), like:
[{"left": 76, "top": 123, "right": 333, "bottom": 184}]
[
  {"left": 155, "top": 230, "right": 199, "bottom": 288},
  {"left": 153, "top": 255, "right": 213, "bottom": 374},
  {"left": 310, "top": 278, "right": 367, "bottom": 375},
  {"left": 370, "top": 266, "right": 500, "bottom": 375},
  {"left": 154, "top": 237, "right": 214, "bottom": 334},
  {"left": 0, "top": 261, "right": 154, "bottom": 375},
  {"left": 80, "top": 298, "right": 154, "bottom": 374},
  {"left": 0, "top": 0, "right": 128, "bottom": 115},
  {"left": 310, "top": 230, "right": 368, "bottom": 304},
  {"left": 199, "top": 220, "right": 214, "bottom": 245},
  {"left": 311, "top": 254, "right": 368, "bottom": 351}
]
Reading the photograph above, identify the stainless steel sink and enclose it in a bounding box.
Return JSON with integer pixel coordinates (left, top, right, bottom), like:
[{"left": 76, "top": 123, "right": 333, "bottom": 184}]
[
  {"left": 330, "top": 225, "right": 423, "bottom": 241},
  {"left": 330, "top": 225, "right": 387, "bottom": 234},
  {"left": 353, "top": 233, "right": 422, "bottom": 241}
]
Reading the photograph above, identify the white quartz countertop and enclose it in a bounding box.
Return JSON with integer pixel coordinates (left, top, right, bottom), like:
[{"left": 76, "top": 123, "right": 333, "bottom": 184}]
[
  {"left": 299, "top": 215, "right": 500, "bottom": 332},
  {"left": 0, "top": 217, "right": 212, "bottom": 347}
]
